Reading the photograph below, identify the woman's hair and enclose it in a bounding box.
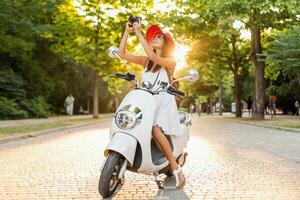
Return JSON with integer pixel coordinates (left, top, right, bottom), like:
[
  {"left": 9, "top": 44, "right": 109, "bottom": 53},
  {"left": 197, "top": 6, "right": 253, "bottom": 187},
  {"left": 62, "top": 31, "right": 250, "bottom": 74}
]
[{"left": 146, "top": 37, "right": 174, "bottom": 72}]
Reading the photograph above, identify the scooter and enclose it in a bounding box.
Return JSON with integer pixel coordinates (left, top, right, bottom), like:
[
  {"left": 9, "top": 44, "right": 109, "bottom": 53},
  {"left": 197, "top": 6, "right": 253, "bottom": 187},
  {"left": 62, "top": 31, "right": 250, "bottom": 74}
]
[{"left": 98, "top": 46, "right": 199, "bottom": 198}]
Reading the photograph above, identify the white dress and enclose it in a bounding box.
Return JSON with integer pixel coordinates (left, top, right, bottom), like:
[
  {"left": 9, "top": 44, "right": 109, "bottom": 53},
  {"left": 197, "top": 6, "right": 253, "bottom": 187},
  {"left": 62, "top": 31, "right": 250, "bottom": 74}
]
[{"left": 142, "top": 67, "right": 181, "bottom": 136}]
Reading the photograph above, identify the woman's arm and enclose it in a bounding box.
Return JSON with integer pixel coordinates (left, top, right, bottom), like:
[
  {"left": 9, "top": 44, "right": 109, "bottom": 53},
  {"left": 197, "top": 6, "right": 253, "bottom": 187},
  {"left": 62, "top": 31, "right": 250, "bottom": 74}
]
[
  {"left": 119, "top": 22, "right": 147, "bottom": 67},
  {"left": 133, "top": 22, "right": 176, "bottom": 75}
]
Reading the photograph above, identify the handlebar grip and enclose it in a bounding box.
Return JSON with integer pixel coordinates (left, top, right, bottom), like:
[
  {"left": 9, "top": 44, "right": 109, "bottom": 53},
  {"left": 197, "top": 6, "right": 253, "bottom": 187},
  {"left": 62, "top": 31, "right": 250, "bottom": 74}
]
[
  {"left": 111, "top": 73, "right": 135, "bottom": 81},
  {"left": 115, "top": 73, "right": 125, "bottom": 78},
  {"left": 173, "top": 89, "right": 186, "bottom": 97},
  {"left": 167, "top": 86, "right": 186, "bottom": 97}
]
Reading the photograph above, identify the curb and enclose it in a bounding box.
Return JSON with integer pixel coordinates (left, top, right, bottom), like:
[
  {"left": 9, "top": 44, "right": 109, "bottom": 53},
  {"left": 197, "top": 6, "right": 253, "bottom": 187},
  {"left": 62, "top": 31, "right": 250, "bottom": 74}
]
[
  {"left": 0, "top": 119, "right": 111, "bottom": 145},
  {"left": 235, "top": 120, "right": 300, "bottom": 133}
]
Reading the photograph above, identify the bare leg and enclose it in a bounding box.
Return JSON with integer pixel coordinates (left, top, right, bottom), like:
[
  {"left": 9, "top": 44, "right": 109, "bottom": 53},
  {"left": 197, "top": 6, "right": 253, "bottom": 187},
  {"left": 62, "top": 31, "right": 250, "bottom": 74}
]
[{"left": 152, "top": 125, "right": 185, "bottom": 188}]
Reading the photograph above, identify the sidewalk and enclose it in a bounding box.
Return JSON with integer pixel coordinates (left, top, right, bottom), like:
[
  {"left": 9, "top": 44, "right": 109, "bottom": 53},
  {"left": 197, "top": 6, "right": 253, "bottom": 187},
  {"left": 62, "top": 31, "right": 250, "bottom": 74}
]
[
  {"left": 0, "top": 114, "right": 113, "bottom": 144},
  {"left": 0, "top": 114, "right": 100, "bottom": 127}
]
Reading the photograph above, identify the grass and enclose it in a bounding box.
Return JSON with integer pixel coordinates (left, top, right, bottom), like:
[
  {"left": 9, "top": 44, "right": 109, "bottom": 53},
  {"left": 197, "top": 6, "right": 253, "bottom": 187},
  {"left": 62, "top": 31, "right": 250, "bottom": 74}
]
[
  {"left": 224, "top": 115, "right": 300, "bottom": 129},
  {"left": 0, "top": 114, "right": 113, "bottom": 137},
  {"left": 252, "top": 119, "right": 300, "bottom": 129}
]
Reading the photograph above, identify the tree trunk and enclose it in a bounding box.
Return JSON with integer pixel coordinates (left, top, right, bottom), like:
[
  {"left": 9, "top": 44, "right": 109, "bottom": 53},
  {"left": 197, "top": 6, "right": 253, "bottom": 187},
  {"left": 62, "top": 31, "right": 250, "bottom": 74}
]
[
  {"left": 87, "top": 96, "right": 90, "bottom": 113},
  {"left": 93, "top": 74, "right": 99, "bottom": 118},
  {"left": 92, "top": 10, "right": 101, "bottom": 118},
  {"left": 219, "top": 83, "right": 223, "bottom": 115},
  {"left": 250, "top": 9, "right": 265, "bottom": 120},
  {"left": 114, "top": 97, "right": 119, "bottom": 112},
  {"left": 231, "top": 34, "right": 242, "bottom": 117},
  {"left": 234, "top": 74, "right": 242, "bottom": 117}
]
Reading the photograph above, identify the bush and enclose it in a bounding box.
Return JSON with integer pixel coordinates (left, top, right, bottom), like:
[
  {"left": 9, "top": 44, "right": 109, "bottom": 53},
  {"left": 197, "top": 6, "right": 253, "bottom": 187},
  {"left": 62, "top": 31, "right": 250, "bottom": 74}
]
[
  {"left": 20, "top": 96, "right": 51, "bottom": 118},
  {"left": 0, "top": 70, "right": 26, "bottom": 99},
  {"left": 0, "top": 97, "right": 28, "bottom": 119}
]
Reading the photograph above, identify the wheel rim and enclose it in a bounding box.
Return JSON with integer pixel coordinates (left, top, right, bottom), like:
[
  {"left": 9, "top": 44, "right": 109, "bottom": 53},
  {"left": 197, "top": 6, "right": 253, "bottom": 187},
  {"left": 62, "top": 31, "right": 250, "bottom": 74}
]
[{"left": 108, "top": 160, "right": 122, "bottom": 192}]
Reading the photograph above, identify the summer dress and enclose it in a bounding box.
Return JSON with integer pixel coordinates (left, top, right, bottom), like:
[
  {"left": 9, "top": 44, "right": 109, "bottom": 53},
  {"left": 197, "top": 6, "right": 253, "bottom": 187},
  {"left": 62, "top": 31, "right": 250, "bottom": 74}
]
[{"left": 141, "top": 62, "right": 181, "bottom": 136}]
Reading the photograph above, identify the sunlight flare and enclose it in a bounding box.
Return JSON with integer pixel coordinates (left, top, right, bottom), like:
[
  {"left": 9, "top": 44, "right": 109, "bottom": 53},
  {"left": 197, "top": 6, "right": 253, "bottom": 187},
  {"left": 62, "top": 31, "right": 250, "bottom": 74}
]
[{"left": 173, "top": 44, "right": 191, "bottom": 71}]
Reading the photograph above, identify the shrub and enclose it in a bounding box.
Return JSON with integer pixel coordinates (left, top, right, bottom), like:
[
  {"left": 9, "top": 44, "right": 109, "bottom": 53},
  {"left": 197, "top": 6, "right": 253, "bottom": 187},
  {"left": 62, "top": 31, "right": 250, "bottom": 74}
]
[
  {"left": 20, "top": 96, "right": 51, "bottom": 118},
  {"left": 0, "top": 97, "right": 28, "bottom": 119}
]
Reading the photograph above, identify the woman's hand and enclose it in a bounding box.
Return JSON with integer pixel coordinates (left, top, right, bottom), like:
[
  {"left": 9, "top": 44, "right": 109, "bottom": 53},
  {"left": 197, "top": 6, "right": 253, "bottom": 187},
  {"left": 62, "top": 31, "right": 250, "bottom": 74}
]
[
  {"left": 125, "top": 22, "right": 134, "bottom": 34},
  {"left": 133, "top": 22, "right": 142, "bottom": 34}
]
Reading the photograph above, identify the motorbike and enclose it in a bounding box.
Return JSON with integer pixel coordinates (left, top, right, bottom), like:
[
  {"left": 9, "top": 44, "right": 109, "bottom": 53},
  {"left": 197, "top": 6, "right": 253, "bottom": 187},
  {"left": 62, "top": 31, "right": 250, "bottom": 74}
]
[{"left": 98, "top": 46, "right": 199, "bottom": 198}]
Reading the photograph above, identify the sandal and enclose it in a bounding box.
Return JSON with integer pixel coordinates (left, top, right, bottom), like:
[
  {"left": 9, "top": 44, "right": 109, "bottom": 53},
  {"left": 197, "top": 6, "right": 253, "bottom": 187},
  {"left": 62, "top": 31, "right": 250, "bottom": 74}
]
[
  {"left": 173, "top": 166, "right": 185, "bottom": 188},
  {"left": 177, "top": 152, "right": 188, "bottom": 167}
]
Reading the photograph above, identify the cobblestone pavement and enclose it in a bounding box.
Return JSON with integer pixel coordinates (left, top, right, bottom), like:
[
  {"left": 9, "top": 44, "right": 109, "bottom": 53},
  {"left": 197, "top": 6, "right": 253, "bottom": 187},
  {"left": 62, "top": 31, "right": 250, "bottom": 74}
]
[{"left": 0, "top": 117, "right": 300, "bottom": 200}]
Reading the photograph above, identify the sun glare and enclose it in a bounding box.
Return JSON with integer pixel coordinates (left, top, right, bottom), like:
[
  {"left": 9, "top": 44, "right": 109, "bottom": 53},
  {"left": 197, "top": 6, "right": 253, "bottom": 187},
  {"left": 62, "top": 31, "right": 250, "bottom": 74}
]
[
  {"left": 135, "top": 43, "right": 191, "bottom": 71},
  {"left": 152, "top": 0, "right": 178, "bottom": 13},
  {"left": 173, "top": 44, "right": 190, "bottom": 71},
  {"left": 233, "top": 20, "right": 251, "bottom": 40}
]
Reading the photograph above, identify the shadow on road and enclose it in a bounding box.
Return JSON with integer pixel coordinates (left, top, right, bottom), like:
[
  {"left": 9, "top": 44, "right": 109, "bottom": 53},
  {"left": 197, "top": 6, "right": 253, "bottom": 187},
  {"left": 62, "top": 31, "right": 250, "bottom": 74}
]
[{"left": 153, "top": 176, "right": 189, "bottom": 200}]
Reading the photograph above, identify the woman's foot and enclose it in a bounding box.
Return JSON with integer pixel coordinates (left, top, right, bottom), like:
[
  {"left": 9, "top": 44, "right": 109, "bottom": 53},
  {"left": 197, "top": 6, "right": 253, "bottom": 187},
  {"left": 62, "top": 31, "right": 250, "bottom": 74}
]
[{"left": 173, "top": 166, "right": 186, "bottom": 188}]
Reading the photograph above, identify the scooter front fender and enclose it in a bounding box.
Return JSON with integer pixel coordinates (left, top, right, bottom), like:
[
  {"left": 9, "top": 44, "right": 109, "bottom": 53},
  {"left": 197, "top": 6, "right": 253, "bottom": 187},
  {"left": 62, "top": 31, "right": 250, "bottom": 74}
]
[{"left": 104, "top": 132, "right": 137, "bottom": 166}]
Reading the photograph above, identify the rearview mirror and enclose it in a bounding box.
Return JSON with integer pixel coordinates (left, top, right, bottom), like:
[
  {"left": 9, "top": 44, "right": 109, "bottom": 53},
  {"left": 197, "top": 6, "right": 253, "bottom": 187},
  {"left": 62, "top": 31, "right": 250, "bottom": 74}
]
[
  {"left": 108, "top": 46, "right": 120, "bottom": 59},
  {"left": 188, "top": 69, "right": 199, "bottom": 81},
  {"left": 171, "top": 69, "right": 199, "bottom": 86}
]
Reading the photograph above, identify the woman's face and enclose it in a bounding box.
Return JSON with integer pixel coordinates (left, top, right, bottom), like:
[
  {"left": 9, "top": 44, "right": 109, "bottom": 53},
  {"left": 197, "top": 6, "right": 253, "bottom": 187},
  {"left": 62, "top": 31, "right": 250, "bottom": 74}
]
[{"left": 150, "top": 34, "right": 164, "bottom": 49}]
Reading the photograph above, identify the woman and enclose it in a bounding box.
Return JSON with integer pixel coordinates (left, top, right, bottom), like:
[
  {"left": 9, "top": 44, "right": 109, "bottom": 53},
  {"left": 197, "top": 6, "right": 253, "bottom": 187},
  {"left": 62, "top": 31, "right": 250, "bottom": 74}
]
[
  {"left": 118, "top": 21, "right": 186, "bottom": 188},
  {"left": 269, "top": 95, "right": 277, "bottom": 118}
]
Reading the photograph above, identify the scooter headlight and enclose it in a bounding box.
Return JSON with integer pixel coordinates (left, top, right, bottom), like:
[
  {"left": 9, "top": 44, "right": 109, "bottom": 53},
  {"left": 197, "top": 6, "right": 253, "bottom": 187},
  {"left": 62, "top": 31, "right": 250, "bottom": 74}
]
[{"left": 115, "top": 110, "right": 137, "bottom": 129}]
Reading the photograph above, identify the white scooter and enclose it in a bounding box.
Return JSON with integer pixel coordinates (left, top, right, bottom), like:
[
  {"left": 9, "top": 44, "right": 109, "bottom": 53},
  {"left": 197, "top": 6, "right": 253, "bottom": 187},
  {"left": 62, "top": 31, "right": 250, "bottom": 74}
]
[{"left": 98, "top": 46, "right": 199, "bottom": 198}]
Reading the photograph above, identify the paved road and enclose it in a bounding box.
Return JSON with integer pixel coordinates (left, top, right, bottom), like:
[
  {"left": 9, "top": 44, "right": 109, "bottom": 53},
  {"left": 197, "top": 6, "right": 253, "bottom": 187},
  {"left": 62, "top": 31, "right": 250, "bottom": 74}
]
[{"left": 0, "top": 117, "right": 300, "bottom": 199}]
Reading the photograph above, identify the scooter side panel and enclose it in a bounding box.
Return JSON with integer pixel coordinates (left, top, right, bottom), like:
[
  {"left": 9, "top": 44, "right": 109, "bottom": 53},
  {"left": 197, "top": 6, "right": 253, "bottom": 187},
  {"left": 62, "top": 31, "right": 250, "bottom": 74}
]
[
  {"left": 105, "top": 132, "right": 137, "bottom": 166},
  {"left": 109, "top": 90, "right": 158, "bottom": 172}
]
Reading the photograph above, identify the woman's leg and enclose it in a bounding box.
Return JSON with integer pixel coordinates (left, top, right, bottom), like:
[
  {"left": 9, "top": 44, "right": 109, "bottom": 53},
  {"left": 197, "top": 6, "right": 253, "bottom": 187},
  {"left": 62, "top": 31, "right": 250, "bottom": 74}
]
[{"left": 152, "top": 125, "right": 185, "bottom": 188}]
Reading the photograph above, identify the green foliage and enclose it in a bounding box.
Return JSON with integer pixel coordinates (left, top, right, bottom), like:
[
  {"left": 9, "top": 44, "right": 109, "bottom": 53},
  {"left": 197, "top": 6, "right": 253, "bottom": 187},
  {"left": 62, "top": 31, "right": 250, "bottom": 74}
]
[
  {"left": 0, "top": 70, "right": 26, "bottom": 99},
  {"left": 0, "top": 0, "right": 299, "bottom": 119},
  {"left": 0, "top": 97, "right": 28, "bottom": 119},
  {"left": 266, "top": 25, "right": 300, "bottom": 98},
  {"left": 171, "top": 0, "right": 299, "bottom": 115},
  {"left": 20, "top": 96, "right": 51, "bottom": 118},
  {"left": 0, "top": 70, "right": 51, "bottom": 119}
]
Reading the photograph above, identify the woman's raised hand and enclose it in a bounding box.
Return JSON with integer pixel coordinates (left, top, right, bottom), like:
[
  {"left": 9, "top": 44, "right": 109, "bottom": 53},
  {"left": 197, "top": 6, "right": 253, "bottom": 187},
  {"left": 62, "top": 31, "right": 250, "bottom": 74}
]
[
  {"left": 125, "top": 22, "right": 134, "bottom": 33},
  {"left": 132, "top": 22, "right": 141, "bottom": 34}
]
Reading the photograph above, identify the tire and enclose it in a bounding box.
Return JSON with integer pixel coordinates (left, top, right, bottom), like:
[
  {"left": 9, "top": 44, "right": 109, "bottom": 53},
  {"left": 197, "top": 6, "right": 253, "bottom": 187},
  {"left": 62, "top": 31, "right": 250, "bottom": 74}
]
[{"left": 99, "top": 151, "right": 124, "bottom": 198}]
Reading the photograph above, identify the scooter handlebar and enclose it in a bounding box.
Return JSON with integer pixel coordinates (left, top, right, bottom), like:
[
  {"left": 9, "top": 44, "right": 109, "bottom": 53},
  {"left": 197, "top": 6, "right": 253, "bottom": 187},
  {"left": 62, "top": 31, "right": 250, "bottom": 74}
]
[
  {"left": 167, "top": 86, "right": 186, "bottom": 97},
  {"left": 110, "top": 73, "right": 136, "bottom": 81}
]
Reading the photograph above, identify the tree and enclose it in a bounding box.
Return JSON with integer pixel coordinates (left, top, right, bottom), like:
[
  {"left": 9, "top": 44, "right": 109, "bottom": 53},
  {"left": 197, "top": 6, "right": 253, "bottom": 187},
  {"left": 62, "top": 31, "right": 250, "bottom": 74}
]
[
  {"left": 51, "top": 0, "right": 154, "bottom": 118},
  {"left": 167, "top": 1, "right": 251, "bottom": 117},
  {"left": 266, "top": 25, "right": 300, "bottom": 100},
  {"left": 172, "top": 0, "right": 299, "bottom": 119},
  {"left": 212, "top": 0, "right": 298, "bottom": 119}
]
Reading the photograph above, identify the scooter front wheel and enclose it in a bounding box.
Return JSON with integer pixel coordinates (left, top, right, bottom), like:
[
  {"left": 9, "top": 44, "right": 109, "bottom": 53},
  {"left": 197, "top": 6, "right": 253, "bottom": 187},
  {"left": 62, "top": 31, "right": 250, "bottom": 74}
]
[{"left": 98, "top": 151, "right": 124, "bottom": 198}]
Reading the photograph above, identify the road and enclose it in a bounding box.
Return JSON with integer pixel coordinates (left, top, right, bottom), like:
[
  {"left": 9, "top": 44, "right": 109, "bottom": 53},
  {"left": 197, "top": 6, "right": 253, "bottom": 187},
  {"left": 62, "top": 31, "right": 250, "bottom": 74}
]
[{"left": 0, "top": 116, "right": 300, "bottom": 199}]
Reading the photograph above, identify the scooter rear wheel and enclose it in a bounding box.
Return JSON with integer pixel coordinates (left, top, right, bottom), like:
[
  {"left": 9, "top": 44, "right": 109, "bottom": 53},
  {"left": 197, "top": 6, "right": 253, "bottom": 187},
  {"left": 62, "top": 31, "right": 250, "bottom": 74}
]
[{"left": 99, "top": 151, "right": 124, "bottom": 198}]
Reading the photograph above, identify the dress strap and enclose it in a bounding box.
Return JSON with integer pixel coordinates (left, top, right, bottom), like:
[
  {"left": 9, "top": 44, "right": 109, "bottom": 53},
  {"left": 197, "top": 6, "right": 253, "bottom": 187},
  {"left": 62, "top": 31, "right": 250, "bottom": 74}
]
[{"left": 151, "top": 70, "right": 161, "bottom": 89}]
